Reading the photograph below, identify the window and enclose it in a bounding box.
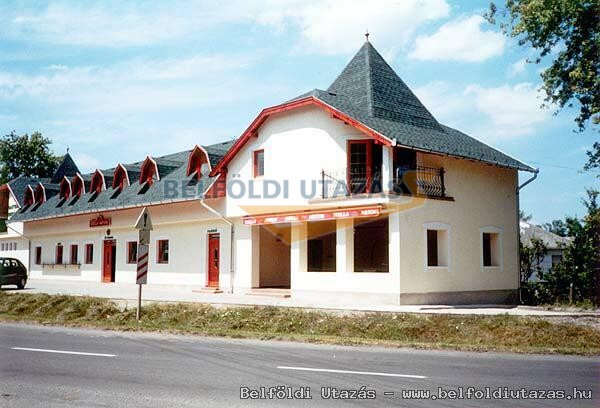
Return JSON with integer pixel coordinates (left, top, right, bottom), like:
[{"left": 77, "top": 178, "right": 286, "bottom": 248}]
[
  {"left": 253, "top": 150, "right": 264, "bottom": 178},
  {"left": 35, "top": 246, "right": 42, "bottom": 265},
  {"left": 70, "top": 244, "right": 78, "bottom": 264},
  {"left": 551, "top": 254, "right": 562, "bottom": 266},
  {"left": 482, "top": 230, "right": 501, "bottom": 268},
  {"left": 307, "top": 221, "right": 336, "bottom": 272},
  {"left": 85, "top": 244, "right": 93, "bottom": 264},
  {"left": 127, "top": 241, "right": 138, "bottom": 264},
  {"left": 354, "top": 216, "right": 389, "bottom": 272},
  {"left": 157, "top": 240, "right": 169, "bottom": 264},
  {"left": 56, "top": 244, "right": 64, "bottom": 264},
  {"left": 426, "top": 226, "right": 449, "bottom": 267}
]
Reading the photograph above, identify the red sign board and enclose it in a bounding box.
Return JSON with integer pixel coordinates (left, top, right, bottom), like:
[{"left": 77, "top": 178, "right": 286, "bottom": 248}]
[
  {"left": 242, "top": 205, "right": 382, "bottom": 225},
  {"left": 90, "top": 215, "right": 111, "bottom": 228}
]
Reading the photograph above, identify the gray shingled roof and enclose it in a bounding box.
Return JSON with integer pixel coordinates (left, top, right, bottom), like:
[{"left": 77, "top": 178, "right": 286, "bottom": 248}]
[
  {"left": 292, "top": 42, "right": 535, "bottom": 172},
  {"left": 9, "top": 141, "right": 230, "bottom": 223},
  {"left": 50, "top": 153, "right": 80, "bottom": 184},
  {"left": 520, "top": 221, "right": 572, "bottom": 249}
]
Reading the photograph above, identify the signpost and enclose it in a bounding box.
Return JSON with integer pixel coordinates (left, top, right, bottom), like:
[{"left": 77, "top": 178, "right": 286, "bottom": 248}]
[{"left": 134, "top": 207, "right": 153, "bottom": 320}]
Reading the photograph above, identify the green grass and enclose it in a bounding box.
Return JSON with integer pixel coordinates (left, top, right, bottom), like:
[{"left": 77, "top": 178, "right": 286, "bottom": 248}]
[{"left": 1, "top": 292, "right": 599, "bottom": 355}]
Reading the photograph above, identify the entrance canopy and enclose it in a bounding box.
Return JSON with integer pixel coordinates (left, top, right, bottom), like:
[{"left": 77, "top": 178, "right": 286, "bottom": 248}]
[{"left": 242, "top": 205, "right": 383, "bottom": 225}]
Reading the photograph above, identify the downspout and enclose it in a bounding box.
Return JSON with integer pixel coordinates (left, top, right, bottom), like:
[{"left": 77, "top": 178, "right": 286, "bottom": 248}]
[
  {"left": 516, "top": 169, "right": 539, "bottom": 304},
  {"left": 199, "top": 200, "right": 235, "bottom": 294}
]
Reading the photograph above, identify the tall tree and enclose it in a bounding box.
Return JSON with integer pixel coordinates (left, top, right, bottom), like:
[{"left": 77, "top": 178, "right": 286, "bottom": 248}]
[
  {"left": 0, "top": 131, "right": 60, "bottom": 184},
  {"left": 542, "top": 189, "right": 600, "bottom": 304},
  {"left": 487, "top": 0, "right": 599, "bottom": 130},
  {"left": 486, "top": 1, "right": 599, "bottom": 174}
]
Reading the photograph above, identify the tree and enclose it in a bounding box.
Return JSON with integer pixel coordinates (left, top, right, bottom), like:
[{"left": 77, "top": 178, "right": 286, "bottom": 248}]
[
  {"left": 543, "top": 216, "right": 581, "bottom": 237},
  {"left": 0, "top": 131, "right": 60, "bottom": 184},
  {"left": 542, "top": 189, "right": 600, "bottom": 304},
  {"left": 487, "top": 0, "right": 599, "bottom": 131},
  {"left": 520, "top": 237, "right": 547, "bottom": 283},
  {"left": 519, "top": 210, "right": 532, "bottom": 222},
  {"left": 584, "top": 141, "right": 600, "bottom": 178}
]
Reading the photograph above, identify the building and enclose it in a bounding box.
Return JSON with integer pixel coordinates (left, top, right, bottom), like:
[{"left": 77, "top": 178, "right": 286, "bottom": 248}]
[
  {"left": 3, "top": 41, "right": 537, "bottom": 304},
  {"left": 520, "top": 221, "right": 572, "bottom": 281}
]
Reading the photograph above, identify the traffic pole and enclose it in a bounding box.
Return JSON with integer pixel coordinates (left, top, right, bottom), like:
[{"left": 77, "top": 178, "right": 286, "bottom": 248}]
[{"left": 137, "top": 283, "right": 142, "bottom": 321}]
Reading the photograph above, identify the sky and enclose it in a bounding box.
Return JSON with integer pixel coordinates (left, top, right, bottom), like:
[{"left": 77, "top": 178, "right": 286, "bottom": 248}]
[{"left": 0, "top": 0, "right": 597, "bottom": 224}]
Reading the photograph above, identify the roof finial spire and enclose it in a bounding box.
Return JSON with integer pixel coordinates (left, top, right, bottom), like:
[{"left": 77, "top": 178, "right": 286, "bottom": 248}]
[
  {"left": 365, "top": 29, "right": 370, "bottom": 42},
  {"left": 66, "top": 146, "right": 70, "bottom": 154}
]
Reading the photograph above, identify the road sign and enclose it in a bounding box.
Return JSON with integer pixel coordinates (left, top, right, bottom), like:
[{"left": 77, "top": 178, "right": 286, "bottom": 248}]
[
  {"left": 138, "top": 229, "right": 150, "bottom": 246},
  {"left": 135, "top": 207, "right": 153, "bottom": 231},
  {"left": 136, "top": 244, "right": 149, "bottom": 285}
]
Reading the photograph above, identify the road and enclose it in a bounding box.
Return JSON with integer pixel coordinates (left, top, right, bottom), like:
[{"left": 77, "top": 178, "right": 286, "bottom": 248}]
[{"left": 0, "top": 323, "right": 598, "bottom": 407}]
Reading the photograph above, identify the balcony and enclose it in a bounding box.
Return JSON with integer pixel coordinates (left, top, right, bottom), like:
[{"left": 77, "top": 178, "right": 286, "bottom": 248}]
[{"left": 320, "top": 166, "right": 447, "bottom": 200}]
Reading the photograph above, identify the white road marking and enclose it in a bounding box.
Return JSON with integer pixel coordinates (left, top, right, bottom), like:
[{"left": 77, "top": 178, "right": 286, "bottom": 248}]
[
  {"left": 277, "top": 366, "right": 427, "bottom": 379},
  {"left": 11, "top": 347, "right": 116, "bottom": 357}
]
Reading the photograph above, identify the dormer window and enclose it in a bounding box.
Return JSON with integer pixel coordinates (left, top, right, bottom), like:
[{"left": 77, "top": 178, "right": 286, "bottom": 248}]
[
  {"left": 112, "top": 164, "right": 130, "bottom": 190},
  {"left": 139, "top": 156, "right": 160, "bottom": 186},
  {"left": 34, "top": 183, "right": 46, "bottom": 203},
  {"left": 23, "top": 185, "right": 35, "bottom": 206},
  {"left": 89, "top": 170, "right": 106, "bottom": 195},
  {"left": 71, "top": 173, "right": 85, "bottom": 197},
  {"left": 186, "top": 145, "right": 211, "bottom": 180},
  {"left": 59, "top": 177, "right": 71, "bottom": 200}
]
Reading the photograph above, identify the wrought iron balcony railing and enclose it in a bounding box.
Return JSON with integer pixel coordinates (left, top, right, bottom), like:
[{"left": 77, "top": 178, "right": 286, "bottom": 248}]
[{"left": 320, "top": 166, "right": 446, "bottom": 199}]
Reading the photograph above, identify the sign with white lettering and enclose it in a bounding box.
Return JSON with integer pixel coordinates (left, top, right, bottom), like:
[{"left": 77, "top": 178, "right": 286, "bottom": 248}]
[{"left": 242, "top": 205, "right": 382, "bottom": 225}]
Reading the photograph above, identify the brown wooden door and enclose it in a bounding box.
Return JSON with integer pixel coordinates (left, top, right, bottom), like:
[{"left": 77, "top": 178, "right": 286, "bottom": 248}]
[
  {"left": 207, "top": 234, "right": 220, "bottom": 287},
  {"left": 102, "top": 240, "right": 116, "bottom": 283}
]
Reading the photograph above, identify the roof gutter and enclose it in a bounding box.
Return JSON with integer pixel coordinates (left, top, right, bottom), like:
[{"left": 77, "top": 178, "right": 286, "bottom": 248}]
[{"left": 516, "top": 169, "right": 539, "bottom": 304}]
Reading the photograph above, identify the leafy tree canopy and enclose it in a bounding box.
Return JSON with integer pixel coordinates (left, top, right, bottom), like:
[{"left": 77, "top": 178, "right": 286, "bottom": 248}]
[
  {"left": 487, "top": 0, "right": 599, "bottom": 131},
  {"left": 0, "top": 131, "right": 60, "bottom": 184}
]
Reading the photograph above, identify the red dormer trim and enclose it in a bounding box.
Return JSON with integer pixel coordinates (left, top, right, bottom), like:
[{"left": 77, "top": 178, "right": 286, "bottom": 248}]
[
  {"left": 23, "top": 185, "right": 35, "bottom": 206},
  {"left": 209, "top": 96, "right": 393, "bottom": 177},
  {"left": 186, "top": 145, "right": 211, "bottom": 178},
  {"left": 59, "top": 176, "right": 71, "bottom": 200},
  {"left": 89, "top": 169, "right": 106, "bottom": 194},
  {"left": 140, "top": 156, "right": 160, "bottom": 186},
  {"left": 112, "top": 163, "right": 130, "bottom": 190},
  {"left": 34, "top": 183, "right": 46, "bottom": 203},
  {"left": 72, "top": 173, "right": 85, "bottom": 197}
]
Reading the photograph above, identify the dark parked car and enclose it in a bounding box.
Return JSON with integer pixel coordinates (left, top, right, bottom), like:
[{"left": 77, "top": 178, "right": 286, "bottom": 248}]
[{"left": 0, "top": 257, "right": 27, "bottom": 289}]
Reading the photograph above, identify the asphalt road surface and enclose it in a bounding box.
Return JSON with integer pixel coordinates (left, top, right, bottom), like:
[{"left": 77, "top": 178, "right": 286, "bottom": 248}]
[{"left": 1, "top": 323, "right": 598, "bottom": 407}]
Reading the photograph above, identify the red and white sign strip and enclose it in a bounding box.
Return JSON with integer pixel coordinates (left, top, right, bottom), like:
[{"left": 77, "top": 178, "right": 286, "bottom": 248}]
[
  {"left": 136, "top": 244, "right": 149, "bottom": 284},
  {"left": 242, "top": 205, "right": 382, "bottom": 226}
]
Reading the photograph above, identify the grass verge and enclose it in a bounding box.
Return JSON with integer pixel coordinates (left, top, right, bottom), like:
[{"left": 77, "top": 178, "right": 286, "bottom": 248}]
[{"left": 1, "top": 292, "right": 599, "bottom": 355}]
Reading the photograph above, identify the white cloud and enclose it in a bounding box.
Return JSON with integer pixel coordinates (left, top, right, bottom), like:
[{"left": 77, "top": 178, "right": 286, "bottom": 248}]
[
  {"left": 72, "top": 152, "right": 101, "bottom": 173},
  {"left": 0, "top": 53, "right": 269, "bottom": 114},
  {"left": 3, "top": 0, "right": 450, "bottom": 56},
  {"left": 282, "top": 0, "right": 450, "bottom": 55},
  {"left": 410, "top": 15, "right": 505, "bottom": 62},
  {"left": 507, "top": 59, "right": 527, "bottom": 77},
  {"left": 414, "top": 81, "right": 549, "bottom": 139}
]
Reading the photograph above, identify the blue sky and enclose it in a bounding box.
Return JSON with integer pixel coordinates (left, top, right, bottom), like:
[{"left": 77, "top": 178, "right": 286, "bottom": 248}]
[{"left": 0, "top": 0, "right": 597, "bottom": 223}]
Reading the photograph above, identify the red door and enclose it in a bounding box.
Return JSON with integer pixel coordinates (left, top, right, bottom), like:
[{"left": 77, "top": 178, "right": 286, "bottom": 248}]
[
  {"left": 102, "top": 240, "right": 116, "bottom": 283},
  {"left": 207, "top": 234, "right": 220, "bottom": 287}
]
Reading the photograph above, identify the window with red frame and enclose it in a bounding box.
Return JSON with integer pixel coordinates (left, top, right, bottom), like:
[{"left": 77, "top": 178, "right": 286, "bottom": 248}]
[
  {"left": 70, "top": 244, "right": 78, "bottom": 264},
  {"left": 253, "top": 150, "right": 264, "bottom": 178},
  {"left": 157, "top": 240, "right": 169, "bottom": 264},
  {"left": 56, "top": 244, "right": 64, "bottom": 264},
  {"left": 127, "top": 241, "right": 138, "bottom": 264},
  {"left": 35, "top": 246, "right": 42, "bottom": 265},
  {"left": 85, "top": 244, "right": 93, "bottom": 264}
]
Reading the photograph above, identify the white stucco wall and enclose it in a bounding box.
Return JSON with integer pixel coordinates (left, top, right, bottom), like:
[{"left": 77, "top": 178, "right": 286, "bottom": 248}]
[
  {"left": 23, "top": 200, "right": 232, "bottom": 287},
  {"left": 225, "top": 105, "right": 369, "bottom": 217}
]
